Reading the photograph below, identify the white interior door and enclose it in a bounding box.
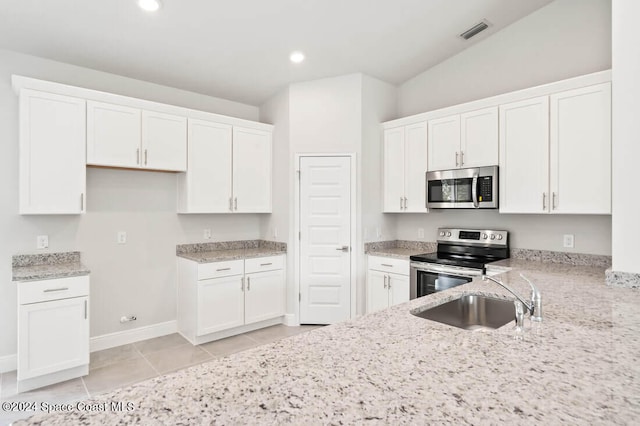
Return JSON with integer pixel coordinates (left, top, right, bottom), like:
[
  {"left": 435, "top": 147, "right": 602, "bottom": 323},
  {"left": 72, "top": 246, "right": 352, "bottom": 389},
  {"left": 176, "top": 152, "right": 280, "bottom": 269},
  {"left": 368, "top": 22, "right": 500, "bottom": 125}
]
[{"left": 299, "top": 156, "right": 351, "bottom": 324}]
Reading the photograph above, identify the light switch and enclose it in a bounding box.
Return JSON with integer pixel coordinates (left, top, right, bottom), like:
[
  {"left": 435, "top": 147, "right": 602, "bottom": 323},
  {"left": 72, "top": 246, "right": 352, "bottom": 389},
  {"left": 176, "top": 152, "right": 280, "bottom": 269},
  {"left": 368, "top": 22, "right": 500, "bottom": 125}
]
[
  {"left": 418, "top": 228, "right": 425, "bottom": 239},
  {"left": 203, "top": 229, "right": 212, "bottom": 239}
]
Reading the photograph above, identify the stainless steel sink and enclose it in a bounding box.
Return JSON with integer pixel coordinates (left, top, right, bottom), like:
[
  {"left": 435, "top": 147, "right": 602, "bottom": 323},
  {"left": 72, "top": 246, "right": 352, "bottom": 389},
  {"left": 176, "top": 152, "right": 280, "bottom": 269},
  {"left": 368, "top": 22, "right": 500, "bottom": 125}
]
[{"left": 412, "top": 294, "right": 515, "bottom": 330}]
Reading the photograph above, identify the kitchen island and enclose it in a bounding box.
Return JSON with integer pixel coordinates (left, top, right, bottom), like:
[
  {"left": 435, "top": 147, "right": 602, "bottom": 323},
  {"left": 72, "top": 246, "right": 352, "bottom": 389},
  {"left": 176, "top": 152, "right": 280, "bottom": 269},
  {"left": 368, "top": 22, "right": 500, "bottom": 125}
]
[{"left": 17, "top": 259, "right": 639, "bottom": 425}]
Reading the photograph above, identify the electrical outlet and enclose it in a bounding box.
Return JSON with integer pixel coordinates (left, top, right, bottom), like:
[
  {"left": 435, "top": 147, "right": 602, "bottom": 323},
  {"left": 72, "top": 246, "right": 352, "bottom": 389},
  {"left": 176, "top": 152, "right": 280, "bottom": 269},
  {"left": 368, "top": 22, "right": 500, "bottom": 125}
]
[
  {"left": 273, "top": 227, "right": 278, "bottom": 238},
  {"left": 203, "top": 228, "right": 212, "bottom": 239},
  {"left": 418, "top": 228, "right": 425, "bottom": 239},
  {"left": 563, "top": 234, "right": 575, "bottom": 248},
  {"left": 117, "top": 231, "right": 127, "bottom": 244},
  {"left": 36, "top": 235, "right": 49, "bottom": 249},
  {"left": 376, "top": 228, "right": 382, "bottom": 238}
]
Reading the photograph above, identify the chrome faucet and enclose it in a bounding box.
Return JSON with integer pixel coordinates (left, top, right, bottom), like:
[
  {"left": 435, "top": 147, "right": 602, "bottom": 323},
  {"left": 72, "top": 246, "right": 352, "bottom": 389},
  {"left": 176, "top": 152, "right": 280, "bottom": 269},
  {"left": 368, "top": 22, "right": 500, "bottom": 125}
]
[{"left": 482, "top": 273, "right": 542, "bottom": 323}]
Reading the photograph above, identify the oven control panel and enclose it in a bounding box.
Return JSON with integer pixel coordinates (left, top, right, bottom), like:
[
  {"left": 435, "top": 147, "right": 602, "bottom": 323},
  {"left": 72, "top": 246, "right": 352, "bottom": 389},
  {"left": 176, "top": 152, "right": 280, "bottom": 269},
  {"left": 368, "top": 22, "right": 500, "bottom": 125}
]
[{"left": 436, "top": 228, "right": 508, "bottom": 246}]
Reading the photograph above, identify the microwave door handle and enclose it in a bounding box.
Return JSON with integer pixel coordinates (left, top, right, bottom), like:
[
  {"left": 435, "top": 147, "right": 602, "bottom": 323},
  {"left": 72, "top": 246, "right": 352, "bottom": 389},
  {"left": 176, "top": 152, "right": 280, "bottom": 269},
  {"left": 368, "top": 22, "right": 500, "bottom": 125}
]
[{"left": 472, "top": 173, "right": 479, "bottom": 208}]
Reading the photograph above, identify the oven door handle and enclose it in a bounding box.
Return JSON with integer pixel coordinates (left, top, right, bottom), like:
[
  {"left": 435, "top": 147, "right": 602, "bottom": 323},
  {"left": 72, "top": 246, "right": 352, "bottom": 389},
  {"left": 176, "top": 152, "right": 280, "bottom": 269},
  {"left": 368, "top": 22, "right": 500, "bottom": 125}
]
[
  {"left": 472, "top": 173, "right": 479, "bottom": 208},
  {"left": 411, "top": 262, "right": 483, "bottom": 277}
]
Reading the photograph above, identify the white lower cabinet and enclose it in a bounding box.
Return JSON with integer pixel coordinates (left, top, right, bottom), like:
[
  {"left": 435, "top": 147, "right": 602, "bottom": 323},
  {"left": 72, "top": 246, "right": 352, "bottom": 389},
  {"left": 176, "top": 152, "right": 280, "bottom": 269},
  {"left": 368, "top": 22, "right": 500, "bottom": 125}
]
[
  {"left": 17, "top": 276, "right": 90, "bottom": 392},
  {"left": 366, "top": 256, "right": 410, "bottom": 313},
  {"left": 178, "top": 255, "right": 285, "bottom": 344}
]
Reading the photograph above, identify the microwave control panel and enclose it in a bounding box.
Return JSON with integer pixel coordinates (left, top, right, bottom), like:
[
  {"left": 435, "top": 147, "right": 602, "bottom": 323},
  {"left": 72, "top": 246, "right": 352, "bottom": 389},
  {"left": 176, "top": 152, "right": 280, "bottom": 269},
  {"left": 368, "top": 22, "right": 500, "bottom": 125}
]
[{"left": 478, "top": 176, "right": 493, "bottom": 202}]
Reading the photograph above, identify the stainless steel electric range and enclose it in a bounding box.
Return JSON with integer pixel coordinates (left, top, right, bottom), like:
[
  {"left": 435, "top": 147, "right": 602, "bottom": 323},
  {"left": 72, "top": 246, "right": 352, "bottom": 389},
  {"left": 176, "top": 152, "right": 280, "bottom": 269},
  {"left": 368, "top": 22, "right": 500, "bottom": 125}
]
[{"left": 409, "top": 228, "right": 509, "bottom": 299}]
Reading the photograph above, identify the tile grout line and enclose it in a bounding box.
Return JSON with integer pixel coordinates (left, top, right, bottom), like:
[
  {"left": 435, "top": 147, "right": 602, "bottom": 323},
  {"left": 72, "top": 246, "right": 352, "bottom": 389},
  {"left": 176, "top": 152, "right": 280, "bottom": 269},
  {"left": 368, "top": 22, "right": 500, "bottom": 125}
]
[
  {"left": 80, "top": 376, "right": 91, "bottom": 399},
  {"left": 133, "top": 344, "right": 161, "bottom": 377}
]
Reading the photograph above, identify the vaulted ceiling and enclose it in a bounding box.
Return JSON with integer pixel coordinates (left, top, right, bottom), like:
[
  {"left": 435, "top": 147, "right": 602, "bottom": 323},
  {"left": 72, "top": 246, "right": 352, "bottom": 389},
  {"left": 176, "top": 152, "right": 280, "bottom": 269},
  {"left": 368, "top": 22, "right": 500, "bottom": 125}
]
[{"left": 0, "top": 0, "right": 554, "bottom": 105}]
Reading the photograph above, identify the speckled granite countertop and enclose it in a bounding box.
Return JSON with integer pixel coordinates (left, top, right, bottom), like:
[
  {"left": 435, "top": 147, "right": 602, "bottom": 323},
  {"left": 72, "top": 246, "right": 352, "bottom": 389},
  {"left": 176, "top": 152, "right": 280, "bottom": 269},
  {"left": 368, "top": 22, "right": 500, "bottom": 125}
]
[
  {"left": 365, "top": 240, "right": 436, "bottom": 259},
  {"left": 176, "top": 240, "right": 286, "bottom": 263},
  {"left": 12, "top": 252, "right": 90, "bottom": 282},
  {"left": 16, "top": 259, "right": 639, "bottom": 425}
]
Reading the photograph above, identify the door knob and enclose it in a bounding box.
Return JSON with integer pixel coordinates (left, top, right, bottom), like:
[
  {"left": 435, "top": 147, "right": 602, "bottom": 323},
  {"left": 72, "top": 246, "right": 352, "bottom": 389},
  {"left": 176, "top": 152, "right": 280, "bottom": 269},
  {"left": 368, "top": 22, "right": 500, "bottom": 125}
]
[{"left": 336, "top": 246, "right": 350, "bottom": 252}]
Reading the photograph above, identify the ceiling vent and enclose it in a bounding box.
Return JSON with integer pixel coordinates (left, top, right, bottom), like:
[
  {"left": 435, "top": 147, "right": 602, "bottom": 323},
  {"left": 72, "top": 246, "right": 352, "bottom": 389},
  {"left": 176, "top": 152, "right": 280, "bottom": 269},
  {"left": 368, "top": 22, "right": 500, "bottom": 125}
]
[{"left": 459, "top": 20, "right": 491, "bottom": 40}]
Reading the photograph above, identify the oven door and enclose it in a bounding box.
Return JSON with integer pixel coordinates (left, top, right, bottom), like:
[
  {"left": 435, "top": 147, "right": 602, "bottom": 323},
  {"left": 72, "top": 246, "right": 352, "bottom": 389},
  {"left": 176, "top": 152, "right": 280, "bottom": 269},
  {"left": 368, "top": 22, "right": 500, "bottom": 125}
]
[{"left": 410, "top": 262, "right": 480, "bottom": 299}]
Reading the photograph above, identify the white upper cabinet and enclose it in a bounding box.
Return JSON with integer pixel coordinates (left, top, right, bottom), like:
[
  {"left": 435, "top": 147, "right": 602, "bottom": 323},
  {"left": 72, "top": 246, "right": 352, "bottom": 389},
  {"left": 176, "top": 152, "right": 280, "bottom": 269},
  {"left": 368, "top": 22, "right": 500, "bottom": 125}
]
[
  {"left": 232, "top": 127, "right": 272, "bottom": 213},
  {"left": 87, "top": 101, "right": 141, "bottom": 168},
  {"left": 428, "top": 115, "right": 460, "bottom": 171},
  {"left": 428, "top": 107, "right": 498, "bottom": 171},
  {"left": 87, "top": 101, "right": 187, "bottom": 172},
  {"left": 550, "top": 83, "right": 611, "bottom": 214},
  {"left": 383, "top": 122, "right": 427, "bottom": 213},
  {"left": 460, "top": 107, "right": 499, "bottom": 168},
  {"left": 178, "top": 122, "right": 272, "bottom": 214},
  {"left": 19, "top": 89, "right": 86, "bottom": 215},
  {"left": 178, "top": 119, "right": 233, "bottom": 213},
  {"left": 499, "top": 97, "right": 550, "bottom": 214},
  {"left": 500, "top": 83, "right": 611, "bottom": 215},
  {"left": 141, "top": 111, "right": 187, "bottom": 171}
]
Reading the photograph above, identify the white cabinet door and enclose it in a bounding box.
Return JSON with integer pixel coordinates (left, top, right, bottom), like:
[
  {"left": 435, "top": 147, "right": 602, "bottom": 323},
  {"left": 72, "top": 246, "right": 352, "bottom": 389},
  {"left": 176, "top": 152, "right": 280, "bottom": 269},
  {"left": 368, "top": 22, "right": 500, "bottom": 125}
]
[
  {"left": 87, "top": 101, "right": 141, "bottom": 168},
  {"left": 244, "top": 269, "right": 285, "bottom": 325},
  {"left": 550, "top": 83, "right": 611, "bottom": 214},
  {"left": 366, "top": 270, "right": 390, "bottom": 313},
  {"left": 197, "top": 276, "right": 244, "bottom": 336},
  {"left": 19, "top": 90, "right": 86, "bottom": 214},
  {"left": 388, "top": 273, "right": 409, "bottom": 307},
  {"left": 499, "top": 97, "right": 550, "bottom": 213},
  {"left": 404, "top": 122, "right": 428, "bottom": 212},
  {"left": 18, "top": 296, "right": 89, "bottom": 381},
  {"left": 460, "top": 107, "right": 498, "bottom": 168},
  {"left": 178, "top": 119, "right": 233, "bottom": 213},
  {"left": 428, "top": 115, "right": 460, "bottom": 171},
  {"left": 383, "top": 127, "right": 405, "bottom": 212},
  {"left": 142, "top": 111, "right": 187, "bottom": 171},
  {"left": 232, "top": 127, "right": 272, "bottom": 213}
]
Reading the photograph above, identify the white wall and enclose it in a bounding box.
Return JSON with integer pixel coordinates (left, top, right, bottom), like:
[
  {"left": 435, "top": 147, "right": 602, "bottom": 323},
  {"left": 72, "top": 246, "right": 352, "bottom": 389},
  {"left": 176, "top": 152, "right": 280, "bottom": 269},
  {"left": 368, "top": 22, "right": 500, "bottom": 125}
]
[
  {"left": 259, "top": 88, "right": 293, "bottom": 312},
  {"left": 360, "top": 75, "right": 397, "bottom": 314},
  {"left": 611, "top": 0, "right": 640, "bottom": 273},
  {"left": 399, "top": 0, "right": 612, "bottom": 116},
  {"left": 0, "top": 48, "right": 262, "bottom": 359},
  {"left": 393, "top": 0, "right": 613, "bottom": 255}
]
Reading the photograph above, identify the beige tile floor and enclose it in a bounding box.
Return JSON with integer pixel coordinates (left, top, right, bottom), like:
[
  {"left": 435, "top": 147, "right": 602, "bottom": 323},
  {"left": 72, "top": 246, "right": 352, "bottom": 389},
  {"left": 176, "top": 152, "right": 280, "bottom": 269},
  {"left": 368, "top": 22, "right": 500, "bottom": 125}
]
[{"left": 0, "top": 324, "right": 321, "bottom": 425}]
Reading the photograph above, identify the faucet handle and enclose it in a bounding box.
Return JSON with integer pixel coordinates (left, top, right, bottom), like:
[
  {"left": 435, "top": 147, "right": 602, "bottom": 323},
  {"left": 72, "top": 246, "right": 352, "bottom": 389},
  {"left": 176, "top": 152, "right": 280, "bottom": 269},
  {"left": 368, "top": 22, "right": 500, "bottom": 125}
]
[{"left": 519, "top": 273, "right": 542, "bottom": 322}]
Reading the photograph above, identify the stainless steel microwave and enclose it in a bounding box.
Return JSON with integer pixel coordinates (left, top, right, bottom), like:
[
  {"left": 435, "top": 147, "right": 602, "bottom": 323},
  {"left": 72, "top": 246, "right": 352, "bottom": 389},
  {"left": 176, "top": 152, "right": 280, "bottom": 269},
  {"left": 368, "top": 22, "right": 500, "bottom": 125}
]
[{"left": 426, "top": 166, "right": 498, "bottom": 209}]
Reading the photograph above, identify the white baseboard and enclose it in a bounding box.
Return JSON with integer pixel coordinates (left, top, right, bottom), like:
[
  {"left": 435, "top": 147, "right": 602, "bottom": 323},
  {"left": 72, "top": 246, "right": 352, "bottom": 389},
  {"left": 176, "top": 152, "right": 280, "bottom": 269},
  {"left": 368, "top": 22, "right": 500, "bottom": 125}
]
[
  {"left": 0, "top": 354, "right": 17, "bottom": 373},
  {"left": 283, "top": 313, "right": 298, "bottom": 326},
  {"left": 90, "top": 320, "right": 178, "bottom": 352}
]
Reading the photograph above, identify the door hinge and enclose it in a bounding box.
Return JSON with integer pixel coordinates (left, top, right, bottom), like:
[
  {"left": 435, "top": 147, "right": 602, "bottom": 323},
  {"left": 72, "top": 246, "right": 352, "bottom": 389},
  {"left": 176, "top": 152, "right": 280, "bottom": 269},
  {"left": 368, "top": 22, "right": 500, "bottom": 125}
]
[
  {"left": 298, "top": 231, "right": 301, "bottom": 240},
  {"left": 297, "top": 170, "right": 300, "bottom": 180},
  {"left": 299, "top": 292, "right": 301, "bottom": 302}
]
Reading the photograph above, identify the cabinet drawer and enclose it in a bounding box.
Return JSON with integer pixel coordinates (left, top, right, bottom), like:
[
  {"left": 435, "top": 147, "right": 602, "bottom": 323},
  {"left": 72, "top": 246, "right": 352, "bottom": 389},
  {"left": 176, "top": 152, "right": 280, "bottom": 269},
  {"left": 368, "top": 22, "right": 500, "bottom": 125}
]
[
  {"left": 245, "top": 255, "right": 284, "bottom": 274},
  {"left": 368, "top": 256, "right": 409, "bottom": 275},
  {"left": 18, "top": 276, "right": 90, "bottom": 305},
  {"left": 197, "top": 259, "right": 244, "bottom": 280}
]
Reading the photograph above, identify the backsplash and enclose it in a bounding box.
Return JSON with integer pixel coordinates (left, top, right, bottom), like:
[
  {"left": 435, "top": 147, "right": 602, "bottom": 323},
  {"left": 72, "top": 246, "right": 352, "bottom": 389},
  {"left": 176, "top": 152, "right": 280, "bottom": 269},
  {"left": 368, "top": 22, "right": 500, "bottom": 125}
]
[
  {"left": 364, "top": 240, "right": 437, "bottom": 253},
  {"left": 12, "top": 251, "right": 81, "bottom": 268},
  {"left": 510, "top": 248, "right": 612, "bottom": 268},
  {"left": 176, "top": 240, "right": 286, "bottom": 255}
]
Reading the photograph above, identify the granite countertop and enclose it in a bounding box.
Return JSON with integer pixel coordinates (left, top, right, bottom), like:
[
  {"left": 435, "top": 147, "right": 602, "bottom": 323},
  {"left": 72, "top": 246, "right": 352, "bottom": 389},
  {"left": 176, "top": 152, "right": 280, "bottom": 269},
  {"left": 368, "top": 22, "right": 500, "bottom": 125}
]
[
  {"left": 17, "top": 258, "right": 639, "bottom": 424},
  {"left": 11, "top": 252, "right": 90, "bottom": 282},
  {"left": 365, "top": 240, "right": 437, "bottom": 259},
  {"left": 176, "top": 240, "right": 287, "bottom": 263}
]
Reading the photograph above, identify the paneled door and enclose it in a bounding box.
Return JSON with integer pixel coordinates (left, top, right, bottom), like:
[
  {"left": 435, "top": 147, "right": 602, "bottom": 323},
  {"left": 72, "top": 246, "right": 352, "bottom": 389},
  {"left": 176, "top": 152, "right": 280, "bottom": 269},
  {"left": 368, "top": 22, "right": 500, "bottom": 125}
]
[{"left": 299, "top": 156, "right": 352, "bottom": 324}]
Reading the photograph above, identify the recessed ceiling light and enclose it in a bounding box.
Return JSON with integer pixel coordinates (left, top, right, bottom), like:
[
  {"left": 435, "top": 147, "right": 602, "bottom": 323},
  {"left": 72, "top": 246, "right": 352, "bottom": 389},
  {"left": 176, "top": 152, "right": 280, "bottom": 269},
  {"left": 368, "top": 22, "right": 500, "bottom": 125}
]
[
  {"left": 290, "top": 51, "right": 305, "bottom": 64},
  {"left": 138, "top": 0, "right": 162, "bottom": 12}
]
